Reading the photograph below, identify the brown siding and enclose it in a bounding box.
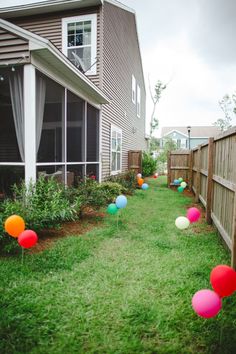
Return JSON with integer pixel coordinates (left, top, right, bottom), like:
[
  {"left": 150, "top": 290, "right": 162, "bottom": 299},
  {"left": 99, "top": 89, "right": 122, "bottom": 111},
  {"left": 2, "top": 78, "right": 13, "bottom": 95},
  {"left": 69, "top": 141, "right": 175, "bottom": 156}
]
[
  {"left": 101, "top": 2, "right": 146, "bottom": 179},
  {"left": 9, "top": 6, "right": 101, "bottom": 86},
  {"left": 0, "top": 28, "right": 30, "bottom": 65}
]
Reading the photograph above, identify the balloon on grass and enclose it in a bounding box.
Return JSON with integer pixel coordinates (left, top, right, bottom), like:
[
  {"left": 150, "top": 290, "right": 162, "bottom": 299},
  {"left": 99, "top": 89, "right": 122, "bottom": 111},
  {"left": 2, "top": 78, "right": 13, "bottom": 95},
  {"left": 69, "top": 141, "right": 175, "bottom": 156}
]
[
  {"left": 116, "top": 195, "right": 127, "bottom": 209},
  {"left": 178, "top": 177, "right": 183, "bottom": 182},
  {"left": 187, "top": 207, "right": 201, "bottom": 223},
  {"left": 192, "top": 289, "right": 222, "bottom": 318},
  {"left": 4, "top": 215, "right": 25, "bottom": 238},
  {"left": 177, "top": 186, "right": 184, "bottom": 193},
  {"left": 175, "top": 216, "right": 190, "bottom": 230},
  {"left": 141, "top": 183, "right": 149, "bottom": 190},
  {"left": 210, "top": 265, "right": 236, "bottom": 298},
  {"left": 180, "top": 181, "right": 187, "bottom": 188},
  {"left": 107, "top": 203, "right": 118, "bottom": 215},
  {"left": 137, "top": 173, "right": 142, "bottom": 179},
  {"left": 18, "top": 230, "right": 38, "bottom": 249},
  {"left": 138, "top": 178, "right": 144, "bottom": 186},
  {"left": 174, "top": 179, "right": 180, "bottom": 185},
  {"left": 154, "top": 173, "right": 158, "bottom": 179}
]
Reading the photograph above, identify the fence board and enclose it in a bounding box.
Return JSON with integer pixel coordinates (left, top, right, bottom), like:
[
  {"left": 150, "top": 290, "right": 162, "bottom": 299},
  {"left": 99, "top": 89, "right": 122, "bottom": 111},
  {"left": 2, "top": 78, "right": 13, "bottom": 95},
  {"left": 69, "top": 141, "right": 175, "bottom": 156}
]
[{"left": 167, "top": 129, "right": 236, "bottom": 268}]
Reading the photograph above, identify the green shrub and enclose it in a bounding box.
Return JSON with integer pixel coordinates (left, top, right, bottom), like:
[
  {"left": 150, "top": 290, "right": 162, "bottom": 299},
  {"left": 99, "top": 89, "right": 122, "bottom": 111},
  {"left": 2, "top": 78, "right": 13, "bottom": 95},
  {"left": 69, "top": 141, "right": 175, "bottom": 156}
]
[
  {"left": 142, "top": 152, "right": 157, "bottom": 177},
  {"left": 98, "top": 182, "right": 123, "bottom": 202},
  {"left": 107, "top": 170, "right": 137, "bottom": 194}
]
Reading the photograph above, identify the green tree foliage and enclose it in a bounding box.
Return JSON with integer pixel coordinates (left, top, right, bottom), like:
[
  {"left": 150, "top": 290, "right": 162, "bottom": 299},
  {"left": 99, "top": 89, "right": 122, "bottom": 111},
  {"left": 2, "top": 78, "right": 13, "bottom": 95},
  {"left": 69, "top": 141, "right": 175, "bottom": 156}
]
[
  {"left": 214, "top": 93, "right": 236, "bottom": 131},
  {"left": 156, "top": 138, "right": 177, "bottom": 173},
  {"left": 142, "top": 152, "right": 157, "bottom": 177}
]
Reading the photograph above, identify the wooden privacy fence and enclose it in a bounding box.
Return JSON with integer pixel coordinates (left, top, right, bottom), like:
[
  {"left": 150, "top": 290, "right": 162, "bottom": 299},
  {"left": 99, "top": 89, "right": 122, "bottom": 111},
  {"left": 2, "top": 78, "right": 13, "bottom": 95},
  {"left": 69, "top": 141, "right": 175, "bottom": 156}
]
[
  {"left": 128, "top": 150, "right": 142, "bottom": 174},
  {"left": 167, "top": 127, "right": 236, "bottom": 268}
]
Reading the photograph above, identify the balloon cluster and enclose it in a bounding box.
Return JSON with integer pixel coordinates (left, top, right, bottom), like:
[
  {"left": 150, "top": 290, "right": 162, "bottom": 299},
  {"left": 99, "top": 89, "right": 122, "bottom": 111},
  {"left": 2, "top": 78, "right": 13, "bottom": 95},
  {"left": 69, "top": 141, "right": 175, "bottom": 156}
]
[
  {"left": 107, "top": 195, "right": 128, "bottom": 215},
  {"left": 136, "top": 173, "right": 149, "bottom": 190},
  {"left": 173, "top": 177, "right": 187, "bottom": 193},
  {"left": 4, "top": 215, "right": 38, "bottom": 249},
  {"left": 175, "top": 207, "right": 201, "bottom": 230},
  {"left": 192, "top": 265, "right": 236, "bottom": 318}
]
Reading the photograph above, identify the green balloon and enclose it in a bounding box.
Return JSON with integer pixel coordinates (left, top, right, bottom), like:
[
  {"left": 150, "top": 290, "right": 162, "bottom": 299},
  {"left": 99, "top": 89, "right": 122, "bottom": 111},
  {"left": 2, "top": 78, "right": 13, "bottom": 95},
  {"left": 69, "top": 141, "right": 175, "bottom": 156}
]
[
  {"left": 107, "top": 203, "right": 118, "bottom": 215},
  {"left": 178, "top": 186, "right": 184, "bottom": 193},
  {"left": 178, "top": 177, "right": 183, "bottom": 182}
]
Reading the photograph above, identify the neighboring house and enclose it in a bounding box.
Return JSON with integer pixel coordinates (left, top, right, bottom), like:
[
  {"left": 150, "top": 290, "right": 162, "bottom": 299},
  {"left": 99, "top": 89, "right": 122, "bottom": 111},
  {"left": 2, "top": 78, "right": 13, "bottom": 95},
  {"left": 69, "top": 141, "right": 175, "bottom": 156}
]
[
  {"left": 0, "top": 0, "right": 146, "bottom": 195},
  {"left": 161, "top": 126, "right": 221, "bottom": 149}
]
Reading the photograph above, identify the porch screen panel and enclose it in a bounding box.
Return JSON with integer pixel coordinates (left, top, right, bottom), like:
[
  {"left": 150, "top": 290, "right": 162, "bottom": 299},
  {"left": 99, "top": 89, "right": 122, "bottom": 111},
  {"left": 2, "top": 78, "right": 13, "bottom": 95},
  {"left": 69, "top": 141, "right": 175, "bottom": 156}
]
[
  {"left": 67, "top": 91, "right": 85, "bottom": 162},
  {"left": 37, "top": 77, "right": 64, "bottom": 163},
  {"left": 0, "top": 68, "right": 22, "bottom": 162},
  {"left": 87, "top": 104, "right": 99, "bottom": 162}
]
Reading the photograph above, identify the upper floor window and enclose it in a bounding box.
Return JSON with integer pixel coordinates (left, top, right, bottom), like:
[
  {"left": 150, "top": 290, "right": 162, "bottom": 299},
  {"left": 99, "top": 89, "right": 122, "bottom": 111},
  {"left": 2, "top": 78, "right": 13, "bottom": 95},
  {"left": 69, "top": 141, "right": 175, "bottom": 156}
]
[
  {"left": 137, "top": 84, "right": 141, "bottom": 117},
  {"left": 132, "top": 75, "right": 136, "bottom": 104},
  {"left": 62, "top": 14, "right": 97, "bottom": 75}
]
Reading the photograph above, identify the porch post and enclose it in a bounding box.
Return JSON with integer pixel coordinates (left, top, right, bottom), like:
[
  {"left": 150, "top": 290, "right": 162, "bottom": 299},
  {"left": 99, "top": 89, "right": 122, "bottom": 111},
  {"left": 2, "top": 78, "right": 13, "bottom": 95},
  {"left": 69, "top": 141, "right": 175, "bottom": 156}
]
[{"left": 24, "top": 64, "right": 36, "bottom": 184}]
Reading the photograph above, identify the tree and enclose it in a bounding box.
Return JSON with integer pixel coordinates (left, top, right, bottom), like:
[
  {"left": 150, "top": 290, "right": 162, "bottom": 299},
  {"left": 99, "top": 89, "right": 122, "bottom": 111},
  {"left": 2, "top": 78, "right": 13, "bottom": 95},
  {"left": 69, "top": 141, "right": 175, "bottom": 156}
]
[
  {"left": 149, "top": 79, "right": 167, "bottom": 136},
  {"left": 156, "top": 137, "right": 177, "bottom": 173},
  {"left": 214, "top": 93, "right": 236, "bottom": 131}
]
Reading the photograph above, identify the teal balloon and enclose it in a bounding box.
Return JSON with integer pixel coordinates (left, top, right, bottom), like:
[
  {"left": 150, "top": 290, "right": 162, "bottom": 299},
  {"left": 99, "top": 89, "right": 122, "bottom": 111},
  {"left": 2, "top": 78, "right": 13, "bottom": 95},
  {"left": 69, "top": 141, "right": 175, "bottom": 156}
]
[
  {"left": 107, "top": 203, "right": 118, "bottom": 215},
  {"left": 142, "top": 183, "right": 149, "bottom": 190},
  {"left": 178, "top": 186, "right": 184, "bottom": 193}
]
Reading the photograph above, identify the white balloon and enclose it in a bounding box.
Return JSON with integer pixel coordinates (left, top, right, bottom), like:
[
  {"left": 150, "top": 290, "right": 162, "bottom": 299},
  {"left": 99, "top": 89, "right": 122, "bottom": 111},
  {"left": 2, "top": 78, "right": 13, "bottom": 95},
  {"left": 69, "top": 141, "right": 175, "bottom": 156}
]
[
  {"left": 155, "top": 172, "right": 158, "bottom": 177},
  {"left": 180, "top": 181, "right": 187, "bottom": 188},
  {"left": 175, "top": 216, "right": 190, "bottom": 230},
  {"left": 137, "top": 173, "right": 142, "bottom": 178}
]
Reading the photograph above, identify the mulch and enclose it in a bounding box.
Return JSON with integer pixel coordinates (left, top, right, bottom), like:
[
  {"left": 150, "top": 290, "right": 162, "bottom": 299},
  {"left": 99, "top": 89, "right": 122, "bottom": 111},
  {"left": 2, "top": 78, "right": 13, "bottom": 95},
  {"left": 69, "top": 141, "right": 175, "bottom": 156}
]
[{"left": 30, "top": 208, "right": 105, "bottom": 253}]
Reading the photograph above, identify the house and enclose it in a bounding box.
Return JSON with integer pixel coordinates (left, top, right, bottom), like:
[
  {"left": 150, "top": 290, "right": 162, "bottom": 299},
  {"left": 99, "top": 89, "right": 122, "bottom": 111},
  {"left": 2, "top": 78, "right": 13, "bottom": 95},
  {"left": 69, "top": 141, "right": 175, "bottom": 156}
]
[
  {"left": 160, "top": 126, "right": 221, "bottom": 149},
  {"left": 0, "top": 0, "right": 146, "bottom": 195}
]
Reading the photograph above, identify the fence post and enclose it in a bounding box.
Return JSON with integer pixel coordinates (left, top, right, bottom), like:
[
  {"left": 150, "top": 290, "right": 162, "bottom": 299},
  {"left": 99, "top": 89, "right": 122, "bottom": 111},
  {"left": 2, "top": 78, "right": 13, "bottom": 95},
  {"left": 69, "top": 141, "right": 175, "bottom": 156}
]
[
  {"left": 232, "top": 192, "right": 236, "bottom": 269},
  {"left": 189, "top": 150, "right": 193, "bottom": 191},
  {"left": 195, "top": 146, "right": 201, "bottom": 203},
  {"left": 206, "top": 138, "right": 214, "bottom": 224},
  {"left": 167, "top": 151, "right": 171, "bottom": 188}
]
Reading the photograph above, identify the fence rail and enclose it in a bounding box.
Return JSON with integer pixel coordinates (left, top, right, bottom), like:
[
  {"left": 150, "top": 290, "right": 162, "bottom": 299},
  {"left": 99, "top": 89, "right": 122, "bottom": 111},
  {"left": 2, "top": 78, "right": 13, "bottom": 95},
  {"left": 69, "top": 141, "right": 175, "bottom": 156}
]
[{"left": 167, "top": 126, "right": 236, "bottom": 268}]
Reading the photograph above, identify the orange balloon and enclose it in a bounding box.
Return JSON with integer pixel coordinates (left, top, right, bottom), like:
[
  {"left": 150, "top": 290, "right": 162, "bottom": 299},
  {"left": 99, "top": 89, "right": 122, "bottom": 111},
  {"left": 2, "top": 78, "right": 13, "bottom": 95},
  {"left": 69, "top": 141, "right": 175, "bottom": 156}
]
[
  {"left": 4, "top": 215, "right": 25, "bottom": 238},
  {"left": 138, "top": 178, "right": 144, "bottom": 186}
]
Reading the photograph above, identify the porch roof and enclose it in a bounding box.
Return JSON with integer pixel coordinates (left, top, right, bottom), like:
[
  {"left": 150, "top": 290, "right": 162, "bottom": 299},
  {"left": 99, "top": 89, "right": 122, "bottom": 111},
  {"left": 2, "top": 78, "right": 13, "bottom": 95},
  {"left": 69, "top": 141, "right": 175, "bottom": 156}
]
[{"left": 0, "top": 18, "right": 110, "bottom": 105}]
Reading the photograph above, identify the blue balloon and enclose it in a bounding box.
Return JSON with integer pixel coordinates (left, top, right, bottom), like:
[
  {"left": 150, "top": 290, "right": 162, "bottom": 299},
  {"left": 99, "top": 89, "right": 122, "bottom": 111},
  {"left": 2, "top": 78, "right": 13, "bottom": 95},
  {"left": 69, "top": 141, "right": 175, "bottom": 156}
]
[
  {"left": 174, "top": 179, "right": 180, "bottom": 185},
  {"left": 115, "top": 195, "right": 127, "bottom": 209},
  {"left": 141, "top": 183, "right": 149, "bottom": 190}
]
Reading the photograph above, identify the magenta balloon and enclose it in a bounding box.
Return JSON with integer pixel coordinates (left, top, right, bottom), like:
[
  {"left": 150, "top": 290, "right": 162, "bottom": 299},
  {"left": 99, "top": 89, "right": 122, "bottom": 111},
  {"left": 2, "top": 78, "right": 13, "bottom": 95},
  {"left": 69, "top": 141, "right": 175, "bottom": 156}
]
[
  {"left": 187, "top": 207, "right": 201, "bottom": 223},
  {"left": 192, "top": 289, "right": 222, "bottom": 318}
]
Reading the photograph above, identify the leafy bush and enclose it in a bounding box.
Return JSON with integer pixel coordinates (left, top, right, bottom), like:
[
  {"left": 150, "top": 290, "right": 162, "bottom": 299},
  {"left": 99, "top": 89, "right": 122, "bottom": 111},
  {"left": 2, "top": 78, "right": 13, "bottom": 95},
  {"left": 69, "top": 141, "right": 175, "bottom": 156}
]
[
  {"left": 142, "top": 152, "right": 157, "bottom": 177},
  {"left": 74, "top": 179, "right": 123, "bottom": 210},
  {"left": 107, "top": 170, "right": 137, "bottom": 194}
]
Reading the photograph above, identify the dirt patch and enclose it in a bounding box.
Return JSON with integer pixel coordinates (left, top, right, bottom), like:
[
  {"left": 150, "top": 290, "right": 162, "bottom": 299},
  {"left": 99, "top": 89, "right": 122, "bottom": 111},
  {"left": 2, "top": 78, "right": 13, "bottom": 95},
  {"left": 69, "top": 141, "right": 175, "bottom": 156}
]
[
  {"left": 170, "top": 186, "right": 193, "bottom": 198},
  {"left": 31, "top": 208, "right": 105, "bottom": 253}
]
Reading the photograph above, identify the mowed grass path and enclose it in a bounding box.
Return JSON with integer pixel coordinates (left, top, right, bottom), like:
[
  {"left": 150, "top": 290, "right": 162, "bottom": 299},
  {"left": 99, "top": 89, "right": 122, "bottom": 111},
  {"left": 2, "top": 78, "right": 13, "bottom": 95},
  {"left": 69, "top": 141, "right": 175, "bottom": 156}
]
[{"left": 1, "top": 177, "right": 236, "bottom": 354}]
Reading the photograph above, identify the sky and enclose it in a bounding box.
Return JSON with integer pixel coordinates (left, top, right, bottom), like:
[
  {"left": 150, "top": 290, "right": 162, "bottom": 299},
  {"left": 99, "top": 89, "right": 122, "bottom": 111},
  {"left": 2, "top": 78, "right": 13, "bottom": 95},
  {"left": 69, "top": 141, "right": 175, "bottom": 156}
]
[{"left": 1, "top": 0, "right": 236, "bottom": 136}]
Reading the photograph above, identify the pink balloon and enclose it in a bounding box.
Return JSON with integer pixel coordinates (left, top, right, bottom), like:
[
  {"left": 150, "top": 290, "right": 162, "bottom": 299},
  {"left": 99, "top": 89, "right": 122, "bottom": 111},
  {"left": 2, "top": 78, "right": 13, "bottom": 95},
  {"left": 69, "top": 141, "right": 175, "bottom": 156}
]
[
  {"left": 192, "top": 289, "right": 222, "bottom": 318},
  {"left": 187, "top": 207, "right": 201, "bottom": 223}
]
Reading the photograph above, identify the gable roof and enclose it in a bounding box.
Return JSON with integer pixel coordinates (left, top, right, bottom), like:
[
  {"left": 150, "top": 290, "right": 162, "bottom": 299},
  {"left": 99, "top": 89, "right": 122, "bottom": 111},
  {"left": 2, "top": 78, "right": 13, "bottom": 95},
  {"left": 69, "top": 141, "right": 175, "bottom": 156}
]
[
  {"left": 0, "top": 0, "right": 134, "bottom": 19},
  {"left": 161, "top": 126, "right": 221, "bottom": 138},
  {"left": 0, "top": 18, "right": 110, "bottom": 105}
]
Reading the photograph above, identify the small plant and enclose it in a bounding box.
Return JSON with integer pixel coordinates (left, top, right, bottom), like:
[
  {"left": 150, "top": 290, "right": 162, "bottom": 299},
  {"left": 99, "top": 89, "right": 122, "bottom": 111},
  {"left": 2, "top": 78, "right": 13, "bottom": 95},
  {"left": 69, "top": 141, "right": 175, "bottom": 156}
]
[
  {"left": 107, "top": 170, "right": 137, "bottom": 194},
  {"left": 142, "top": 152, "right": 157, "bottom": 177}
]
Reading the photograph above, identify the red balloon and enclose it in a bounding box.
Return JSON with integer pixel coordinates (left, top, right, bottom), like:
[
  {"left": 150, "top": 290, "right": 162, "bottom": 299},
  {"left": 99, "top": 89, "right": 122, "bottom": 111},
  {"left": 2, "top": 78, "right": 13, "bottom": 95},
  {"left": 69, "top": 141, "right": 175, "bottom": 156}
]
[
  {"left": 18, "top": 230, "right": 38, "bottom": 249},
  {"left": 210, "top": 265, "right": 236, "bottom": 297},
  {"left": 153, "top": 175, "right": 157, "bottom": 179}
]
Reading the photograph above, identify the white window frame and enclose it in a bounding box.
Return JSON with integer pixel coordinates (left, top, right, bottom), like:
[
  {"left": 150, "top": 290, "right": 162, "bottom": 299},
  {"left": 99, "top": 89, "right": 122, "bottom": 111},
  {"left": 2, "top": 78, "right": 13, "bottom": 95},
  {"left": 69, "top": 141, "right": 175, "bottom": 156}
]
[
  {"left": 137, "top": 84, "right": 141, "bottom": 117},
  {"left": 110, "top": 124, "right": 122, "bottom": 175},
  {"left": 132, "top": 75, "right": 136, "bottom": 104},
  {"left": 62, "top": 14, "right": 97, "bottom": 75}
]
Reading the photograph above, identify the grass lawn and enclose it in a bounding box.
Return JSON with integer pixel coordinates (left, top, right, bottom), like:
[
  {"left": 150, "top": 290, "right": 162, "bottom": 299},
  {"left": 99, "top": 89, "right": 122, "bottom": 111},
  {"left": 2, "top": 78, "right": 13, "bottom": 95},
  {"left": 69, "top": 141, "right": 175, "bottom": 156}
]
[{"left": 1, "top": 176, "right": 236, "bottom": 354}]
